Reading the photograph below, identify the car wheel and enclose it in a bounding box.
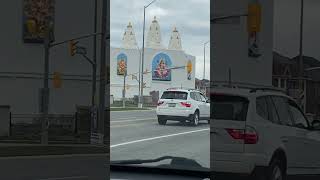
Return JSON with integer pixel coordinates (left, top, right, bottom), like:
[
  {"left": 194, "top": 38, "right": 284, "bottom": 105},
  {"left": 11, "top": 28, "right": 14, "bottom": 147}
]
[
  {"left": 191, "top": 112, "right": 199, "bottom": 126},
  {"left": 267, "top": 159, "right": 285, "bottom": 180},
  {"left": 158, "top": 118, "right": 167, "bottom": 125}
]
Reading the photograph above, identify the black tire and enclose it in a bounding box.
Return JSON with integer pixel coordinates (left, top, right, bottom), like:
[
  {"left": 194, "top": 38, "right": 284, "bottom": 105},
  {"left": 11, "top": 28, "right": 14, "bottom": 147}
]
[
  {"left": 158, "top": 118, "right": 167, "bottom": 125},
  {"left": 191, "top": 111, "right": 199, "bottom": 126},
  {"left": 266, "top": 159, "right": 285, "bottom": 180}
]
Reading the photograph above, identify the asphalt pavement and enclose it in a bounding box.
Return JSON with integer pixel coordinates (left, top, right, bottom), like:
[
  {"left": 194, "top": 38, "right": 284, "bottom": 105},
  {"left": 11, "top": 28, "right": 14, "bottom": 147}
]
[
  {"left": 110, "top": 110, "right": 210, "bottom": 168},
  {"left": 0, "top": 154, "right": 108, "bottom": 180}
]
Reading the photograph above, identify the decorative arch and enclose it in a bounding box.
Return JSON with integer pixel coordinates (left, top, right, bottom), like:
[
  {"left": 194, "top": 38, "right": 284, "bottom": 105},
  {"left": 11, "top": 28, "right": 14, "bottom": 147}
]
[
  {"left": 152, "top": 53, "right": 172, "bottom": 81},
  {"left": 117, "top": 53, "right": 127, "bottom": 75}
]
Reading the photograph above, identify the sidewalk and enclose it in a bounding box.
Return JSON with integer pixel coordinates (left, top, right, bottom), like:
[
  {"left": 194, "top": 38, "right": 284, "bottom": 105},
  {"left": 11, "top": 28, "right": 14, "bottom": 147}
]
[{"left": 0, "top": 143, "right": 108, "bottom": 157}]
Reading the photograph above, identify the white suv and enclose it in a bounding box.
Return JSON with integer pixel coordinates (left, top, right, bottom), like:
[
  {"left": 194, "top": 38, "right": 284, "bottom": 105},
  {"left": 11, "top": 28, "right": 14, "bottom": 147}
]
[
  {"left": 212, "top": 87, "right": 320, "bottom": 180},
  {"left": 156, "top": 88, "right": 210, "bottom": 126}
]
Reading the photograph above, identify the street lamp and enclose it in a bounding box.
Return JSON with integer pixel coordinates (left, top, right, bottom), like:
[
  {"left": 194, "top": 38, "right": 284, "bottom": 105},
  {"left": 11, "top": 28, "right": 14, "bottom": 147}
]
[
  {"left": 297, "top": 0, "right": 304, "bottom": 109},
  {"left": 203, "top": 41, "right": 210, "bottom": 80},
  {"left": 136, "top": 44, "right": 142, "bottom": 108},
  {"left": 140, "top": 0, "right": 158, "bottom": 108}
]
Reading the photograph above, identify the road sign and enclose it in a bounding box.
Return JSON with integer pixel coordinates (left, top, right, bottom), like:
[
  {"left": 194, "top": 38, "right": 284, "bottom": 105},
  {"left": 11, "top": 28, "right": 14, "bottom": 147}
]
[
  {"left": 90, "top": 132, "right": 104, "bottom": 144},
  {"left": 90, "top": 105, "right": 98, "bottom": 129}
]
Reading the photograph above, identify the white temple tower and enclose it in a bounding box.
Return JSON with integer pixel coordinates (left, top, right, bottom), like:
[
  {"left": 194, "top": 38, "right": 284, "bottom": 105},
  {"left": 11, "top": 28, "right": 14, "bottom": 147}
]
[
  {"left": 168, "top": 26, "right": 182, "bottom": 51},
  {"left": 122, "top": 22, "right": 137, "bottom": 49},
  {"left": 146, "top": 16, "right": 164, "bottom": 49}
]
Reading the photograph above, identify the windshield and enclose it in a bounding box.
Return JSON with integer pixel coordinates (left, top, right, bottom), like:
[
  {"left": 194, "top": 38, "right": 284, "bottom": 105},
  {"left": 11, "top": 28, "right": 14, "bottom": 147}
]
[
  {"left": 161, "top": 91, "right": 188, "bottom": 100},
  {"left": 110, "top": 0, "right": 210, "bottom": 171}
]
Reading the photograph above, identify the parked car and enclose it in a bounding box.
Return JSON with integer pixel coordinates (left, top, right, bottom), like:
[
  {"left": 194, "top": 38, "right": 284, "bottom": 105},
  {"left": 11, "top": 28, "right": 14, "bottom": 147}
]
[
  {"left": 156, "top": 88, "right": 210, "bottom": 126},
  {"left": 212, "top": 87, "right": 320, "bottom": 180}
]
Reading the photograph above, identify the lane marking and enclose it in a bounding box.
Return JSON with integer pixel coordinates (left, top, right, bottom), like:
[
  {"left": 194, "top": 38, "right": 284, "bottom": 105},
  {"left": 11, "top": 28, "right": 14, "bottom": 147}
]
[
  {"left": 113, "top": 117, "right": 138, "bottom": 120},
  {"left": 110, "top": 109, "right": 155, "bottom": 113},
  {"left": 111, "top": 118, "right": 155, "bottom": 123},
  {"left": 110, "top": 128, "right": 209, "bottom": 148},
  {"left": 37, "top": 176, "right": 88, "bottom": 180}
]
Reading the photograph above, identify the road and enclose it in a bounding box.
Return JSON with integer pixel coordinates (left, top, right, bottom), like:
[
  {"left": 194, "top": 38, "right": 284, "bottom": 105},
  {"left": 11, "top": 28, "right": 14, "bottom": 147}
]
[
  {"left": 0, "top": 154, "right": 108, "bottom": 180},
  {"left": 110, "top": 110, "right": 210, "bottom": 168}
]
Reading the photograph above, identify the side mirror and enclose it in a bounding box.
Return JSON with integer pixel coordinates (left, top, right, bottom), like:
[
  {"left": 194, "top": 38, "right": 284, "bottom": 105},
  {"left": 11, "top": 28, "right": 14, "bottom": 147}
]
[{"left": 312, "top": 120, "right": 320, "bottom": 130}]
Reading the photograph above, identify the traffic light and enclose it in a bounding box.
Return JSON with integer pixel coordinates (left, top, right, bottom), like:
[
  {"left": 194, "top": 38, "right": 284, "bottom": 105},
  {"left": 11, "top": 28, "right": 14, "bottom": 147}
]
[
  {"left": 247, "top": 3, "right": 262, "bottom": 33},
  {"left": 69, "top": 40, "right": 78, "bottom": 56},
  {"left": 26, "top": 19, "right": 37, "bottom": 34},
  {"left": 53, "top": 72, "right": 62, "bottom": 88}
]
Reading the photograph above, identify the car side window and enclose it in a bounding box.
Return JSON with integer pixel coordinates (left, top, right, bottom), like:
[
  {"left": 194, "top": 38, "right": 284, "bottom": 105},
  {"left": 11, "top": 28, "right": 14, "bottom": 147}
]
[
  {"left": 199, "top": 93, "right": 206, "bottom": 102},
  {"left": 194, "top": 92, "right": 202, "bottom": 102},
  {"left": 272, "top": 96, "right": 293, "bottom": 126},
  {"left": 190, "top": 92, "right": 196, "bottom": 101},
  {"left": 256, "top": 97, "right": 269, "bottom": 121},
  {"left": 288, "top": 100, "right": 309, "bottom": 129},
  {"left": 266, "top": 96, "right": 281, "bottom": 124}
]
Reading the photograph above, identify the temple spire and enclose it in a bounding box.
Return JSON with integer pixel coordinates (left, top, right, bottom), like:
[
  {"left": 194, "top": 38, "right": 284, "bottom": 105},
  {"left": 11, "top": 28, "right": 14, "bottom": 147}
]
[
  {"left": 146, "top": 16, "right": 164, "bottom": 49},
  {"left": 168, "top": 26, "right": 182, "bottom": 51},
  {"left": 122, "top": 22, "right": 137, "bottom": 49}
]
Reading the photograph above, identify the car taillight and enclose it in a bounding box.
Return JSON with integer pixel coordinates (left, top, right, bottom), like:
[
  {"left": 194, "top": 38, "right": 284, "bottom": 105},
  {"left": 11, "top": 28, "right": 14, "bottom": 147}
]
[
  {"left": 226, "top": 126, "right": 258, "bottom": 144},
  {"left": 157, "top": 101, "right": 164, "bottom": 106},
  {"left": 180, "top": 102, "right": 191, "bottom": 107}
]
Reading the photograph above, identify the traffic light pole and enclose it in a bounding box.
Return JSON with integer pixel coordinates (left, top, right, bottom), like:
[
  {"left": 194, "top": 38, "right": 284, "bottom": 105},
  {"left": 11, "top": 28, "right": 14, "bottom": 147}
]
[
  {"left": 123, "top": 73, "right": 127, "bottom": 108},
  {"left": 92, "top": 0, "right": 98, "bottom": 107},
  {"left": 97, "top": 0, "right": 108, "bottom": 144},
  {"left": 41, "top": 30, "right": 51, "bottom": 145}
]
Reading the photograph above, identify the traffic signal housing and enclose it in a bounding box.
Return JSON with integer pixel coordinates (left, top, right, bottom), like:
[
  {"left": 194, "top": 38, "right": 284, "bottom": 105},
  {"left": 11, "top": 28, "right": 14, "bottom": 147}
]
[
  {"left": 53, "top": 72, "right": 62, "bottom": 88},
  {"left": 247, "top": 3, "right": 262, "bottom": 33},
  {"left": 69, "top": 40, "right": 78, "bottom": 56}
]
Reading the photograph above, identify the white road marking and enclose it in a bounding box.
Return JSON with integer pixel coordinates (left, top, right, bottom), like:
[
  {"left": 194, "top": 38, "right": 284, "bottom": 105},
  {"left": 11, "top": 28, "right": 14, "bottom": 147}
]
[
  {"left": 37, "top": 176, "right": 88, "bottom": 180},
  {"left": 110, "top": 109, "right": 155, "bottom": 113},
  {"left": 113, "top": 117, "right": 138, "bottom": 120},
  {"left": 110, "top": 128, "right": 209, "bottom": 148},
  {"left": 111, "top": 118, "right": 155, "bottom": 123}
]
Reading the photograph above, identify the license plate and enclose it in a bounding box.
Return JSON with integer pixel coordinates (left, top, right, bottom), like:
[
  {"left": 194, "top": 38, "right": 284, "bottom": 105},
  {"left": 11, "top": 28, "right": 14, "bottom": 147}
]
[{"left": 168, "top": 103, "right": 176, "bottom": 107}]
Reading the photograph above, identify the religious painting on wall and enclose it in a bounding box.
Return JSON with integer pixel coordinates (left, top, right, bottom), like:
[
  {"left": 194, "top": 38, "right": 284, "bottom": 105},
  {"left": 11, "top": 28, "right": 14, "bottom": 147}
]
[
  {"left": 117, "top": 53, "right": 127, "bottom": 75},
  {"left": 23, "top": 0, "right": 55, "bottom": 43},
  {"left": 152, "top": 53, "right": 172, "bottom": 81},
  {"left": 186, "top": 60, "right": 193, "bottom": 80}
]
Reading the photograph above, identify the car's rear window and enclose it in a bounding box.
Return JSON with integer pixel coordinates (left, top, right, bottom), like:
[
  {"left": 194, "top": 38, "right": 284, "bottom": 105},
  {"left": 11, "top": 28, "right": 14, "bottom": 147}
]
[
  {"left": 212, "top": 94, "right": 249, "bottom": 121},
  {"left": 161, "top": 91, "right": 188, "bottom": 100}
]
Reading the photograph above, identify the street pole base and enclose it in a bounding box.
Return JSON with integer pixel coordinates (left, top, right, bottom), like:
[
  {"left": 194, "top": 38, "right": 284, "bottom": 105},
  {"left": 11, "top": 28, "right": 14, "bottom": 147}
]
[{"left": 138, "top": 103, "right": 143, "bottom": 108}]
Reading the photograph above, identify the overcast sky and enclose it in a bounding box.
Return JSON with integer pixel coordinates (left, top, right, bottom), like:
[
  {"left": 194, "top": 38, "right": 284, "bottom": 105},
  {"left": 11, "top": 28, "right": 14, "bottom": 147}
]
[
  {"left": 274, "top": 0, "right": 320, "bottom": 60},
  {"left": 110, "top": 0, "right": 210, "bottom": 79}
]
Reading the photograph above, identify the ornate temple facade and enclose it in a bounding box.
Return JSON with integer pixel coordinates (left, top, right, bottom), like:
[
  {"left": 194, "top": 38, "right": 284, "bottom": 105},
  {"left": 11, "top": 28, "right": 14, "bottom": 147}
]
[{"left": 110, "top": 17, "right": 196, "bottom": 100}]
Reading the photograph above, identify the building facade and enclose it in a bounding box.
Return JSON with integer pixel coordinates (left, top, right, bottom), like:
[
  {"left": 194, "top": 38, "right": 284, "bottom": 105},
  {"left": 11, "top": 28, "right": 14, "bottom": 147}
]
[{"left": 110, "top": 17, "right": 196, "bottom": 101}]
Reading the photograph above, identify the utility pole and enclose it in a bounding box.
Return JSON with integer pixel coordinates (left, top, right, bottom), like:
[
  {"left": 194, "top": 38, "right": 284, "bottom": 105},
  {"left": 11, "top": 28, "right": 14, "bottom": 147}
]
[
  {"left": 41, "top": 24, "right": 51, "bottom": 145},
  {"left": 203, "top": 41, "right": 210, "bottom": 80},
  {"left": 136, "top": 46, "right": 142, "bottom": 108},
  {"left": 122, "top": 72, "right": 127, "bottom": 108},
  {"left": 141, "top": 7, "right": 146, "bottom": 109},
  {"left": 141, "top": 0, "right": 157, "bottom": 108},
  {"left": 92, "top": 0, "right": 98, "bottom": 106},
  {"left": 98, "top": 0, "right": 108, "bottom": 144},
  {"left": 298, "top": 0, "right": 305, "bottom": 109}
]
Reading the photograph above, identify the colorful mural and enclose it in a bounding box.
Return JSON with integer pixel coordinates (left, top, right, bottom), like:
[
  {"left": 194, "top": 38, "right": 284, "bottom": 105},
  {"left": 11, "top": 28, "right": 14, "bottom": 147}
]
[
  {"left": 152, "top": 53, "right": 172, "bottom": 81},
  {"left": 117, "top": 53, "right": 127, "bottom": 75},
  {"left": 23, "top": 0, "right": 55, "bottom": 43},
  {"left": 187, "top": 60, "right": 193, "bottom": 80}
]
